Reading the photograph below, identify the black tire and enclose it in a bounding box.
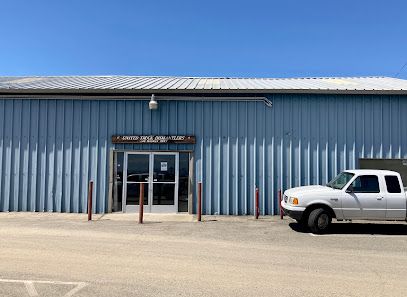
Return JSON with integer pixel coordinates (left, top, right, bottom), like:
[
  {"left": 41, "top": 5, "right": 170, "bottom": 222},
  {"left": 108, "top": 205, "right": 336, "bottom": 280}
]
[{"left": 308, "top": 208, "right": 331, "bottom": 234}]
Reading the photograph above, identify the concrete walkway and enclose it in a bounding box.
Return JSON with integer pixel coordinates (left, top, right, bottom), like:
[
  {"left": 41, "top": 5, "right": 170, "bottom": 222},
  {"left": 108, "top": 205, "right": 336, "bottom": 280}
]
[{"left": 0, "top": 211, "right": 280, "bottom": 222}]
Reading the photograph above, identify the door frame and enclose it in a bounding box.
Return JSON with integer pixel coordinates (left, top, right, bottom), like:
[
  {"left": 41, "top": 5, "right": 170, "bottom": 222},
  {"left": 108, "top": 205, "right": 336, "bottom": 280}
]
[{"left": 122, "top": 151, "right": 179, "bottom": 213}]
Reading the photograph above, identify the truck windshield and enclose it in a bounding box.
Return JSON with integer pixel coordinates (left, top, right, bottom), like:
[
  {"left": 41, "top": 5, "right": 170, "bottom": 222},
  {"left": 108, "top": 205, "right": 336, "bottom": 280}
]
[{"left": 326, "top": 172, "right": 354, "bottom": 190}]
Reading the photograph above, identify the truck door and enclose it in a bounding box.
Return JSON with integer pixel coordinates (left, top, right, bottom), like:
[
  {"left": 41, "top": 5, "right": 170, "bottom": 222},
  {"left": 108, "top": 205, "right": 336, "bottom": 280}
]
[
  {"left": 343, "top": 175, "right": 386, "bottom": 220},
  {"left": 341, "top": 191, "right": 362, "bottom": 219},
  {"left": 384, "top": 175, "right": 406, "bottom": 220}
]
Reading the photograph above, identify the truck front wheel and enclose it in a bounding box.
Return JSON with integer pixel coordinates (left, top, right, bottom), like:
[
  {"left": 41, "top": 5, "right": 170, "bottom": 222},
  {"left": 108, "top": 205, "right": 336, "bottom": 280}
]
[{"left": 308, "top": 208, "right": 331, "bottom": 234}]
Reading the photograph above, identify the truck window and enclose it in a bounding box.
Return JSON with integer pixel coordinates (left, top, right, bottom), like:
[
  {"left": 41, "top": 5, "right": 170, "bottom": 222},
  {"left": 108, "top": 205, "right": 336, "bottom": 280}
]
[
  {"left": 384, "top": 176, "right": 401, "bottom": 193},
  {"left": 327, "top": 172, "right": 354, "bottom": 189},
  {"left": 351, "top": 175, "right": 380, "bottom": 193}
]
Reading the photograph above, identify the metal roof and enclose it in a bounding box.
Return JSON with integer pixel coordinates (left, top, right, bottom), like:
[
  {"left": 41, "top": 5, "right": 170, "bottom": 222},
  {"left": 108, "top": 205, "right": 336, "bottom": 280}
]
[{"left": 1, "top": 76, "right": 407, "bottom": 95}]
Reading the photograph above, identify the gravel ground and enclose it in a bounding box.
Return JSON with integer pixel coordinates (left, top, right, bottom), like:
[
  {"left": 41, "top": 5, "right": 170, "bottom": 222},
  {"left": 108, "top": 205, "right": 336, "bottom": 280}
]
[{"left": 0, "top": 212, "right": 407, "bottom": 297}]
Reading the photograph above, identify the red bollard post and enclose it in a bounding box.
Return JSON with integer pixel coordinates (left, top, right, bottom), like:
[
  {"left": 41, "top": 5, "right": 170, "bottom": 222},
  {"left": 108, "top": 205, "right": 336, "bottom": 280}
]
[
  {"left": 255, "top": 187, "right": 260, "bottom": 219},
  {"left": 87, "top": 180, "right": 93, "bottom": 221},
  {"left": 279, "top": 190, "right": 284, "bottom": 220},
  {"left": 197, "top": 182, "right": 202, "bottom": 222},
  {"left": 139, "top": 183, "right": 144, "bottom": 224}
]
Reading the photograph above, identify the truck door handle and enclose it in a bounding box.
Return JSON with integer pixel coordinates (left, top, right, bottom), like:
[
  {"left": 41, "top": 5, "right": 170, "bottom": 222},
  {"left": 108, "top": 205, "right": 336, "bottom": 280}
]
[
  {"left": 377, "top": 197, "right": 384, "bottom": 200},
  {"left": 330, "top": 198, "right": 338, "bottom": 201}
]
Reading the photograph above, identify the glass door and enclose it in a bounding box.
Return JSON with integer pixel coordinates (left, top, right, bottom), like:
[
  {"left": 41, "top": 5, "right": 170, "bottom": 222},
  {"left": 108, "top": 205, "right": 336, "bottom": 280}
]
[
  {"left": 122, "top": 152, "right": 179, "bottom": 213},
  {"left": 123, "top": 153, "right": 150, "bottom": 213},
  {"left": 151, "top": 153, "right": 179, "bottom": 213}
]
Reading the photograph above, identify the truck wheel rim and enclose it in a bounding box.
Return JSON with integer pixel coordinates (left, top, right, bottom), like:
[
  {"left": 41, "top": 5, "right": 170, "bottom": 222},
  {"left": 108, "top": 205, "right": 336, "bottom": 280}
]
[{"left": 317, "top": 214, "right": 329, "bottom": 229}]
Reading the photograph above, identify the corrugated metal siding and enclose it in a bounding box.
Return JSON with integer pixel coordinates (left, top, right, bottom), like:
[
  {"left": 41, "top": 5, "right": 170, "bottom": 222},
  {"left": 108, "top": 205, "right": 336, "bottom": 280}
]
[{"left": 1, "top": 95, "right": 407, "bottom": 214}]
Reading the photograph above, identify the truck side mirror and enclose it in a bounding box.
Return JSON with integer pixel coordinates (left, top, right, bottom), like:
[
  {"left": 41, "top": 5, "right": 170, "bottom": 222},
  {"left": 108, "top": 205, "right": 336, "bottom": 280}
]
[{"left": 346, "top": 185, "right": 354, "bottom": 193}]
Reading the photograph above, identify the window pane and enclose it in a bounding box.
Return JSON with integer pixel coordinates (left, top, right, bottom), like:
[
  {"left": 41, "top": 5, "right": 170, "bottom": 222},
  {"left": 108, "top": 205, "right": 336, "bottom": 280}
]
[
  {"left": 153, "top": 184, "right": 175, "bottom": 205},
  {"left": 126, "top": 183, "right": 149, "bottom": 205},
  {"left": 127, "top": 154, "right": 150, "bottom": 182},
  {"left": 351, "top": 175, "right": 380, "bottom": 193},
  {"left": 385, "top": 176, "right": 401, "bottom": 193},
  {"left": 178, "top": 153, "right": 189, "bottom": 212},
  {"left": 113, "top": 152, "right": 124, "bottom": 212},
  {"left": 327, "top": 172, "right": 354, "bottom": 189},
  {"left": 153, "top": 155, "right": 176, "bottom": 182}
]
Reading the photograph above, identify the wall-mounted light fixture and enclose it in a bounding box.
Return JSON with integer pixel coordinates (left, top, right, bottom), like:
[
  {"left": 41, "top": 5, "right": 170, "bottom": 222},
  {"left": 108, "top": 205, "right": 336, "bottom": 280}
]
[{"left": 149, "top": 94, "right": 158, "bottom": 110}]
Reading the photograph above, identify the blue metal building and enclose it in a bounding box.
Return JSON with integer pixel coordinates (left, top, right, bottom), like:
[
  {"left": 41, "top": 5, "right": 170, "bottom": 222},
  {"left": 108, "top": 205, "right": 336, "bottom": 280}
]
[{"left": 1, "top": 76, "right": 407, "bottom": 215}]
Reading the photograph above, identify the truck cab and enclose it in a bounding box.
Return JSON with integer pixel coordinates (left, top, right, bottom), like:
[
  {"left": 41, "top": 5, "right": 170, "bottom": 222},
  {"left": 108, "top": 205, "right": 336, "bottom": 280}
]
[{"left": 281, "top": 170, "right": 407, "bottom": 234}]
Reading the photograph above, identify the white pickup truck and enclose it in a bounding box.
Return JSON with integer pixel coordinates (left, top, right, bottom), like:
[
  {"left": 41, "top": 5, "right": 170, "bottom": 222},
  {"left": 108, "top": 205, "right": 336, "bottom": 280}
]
[{"left": 281, "top": 169, "right": 407, "bottom": 234}]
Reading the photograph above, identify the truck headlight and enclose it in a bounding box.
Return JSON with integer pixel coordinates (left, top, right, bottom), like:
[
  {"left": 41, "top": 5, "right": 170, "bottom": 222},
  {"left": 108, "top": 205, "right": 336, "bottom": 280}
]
[{"left": 289, "top": 197, "right": 299, "bottom": 205}]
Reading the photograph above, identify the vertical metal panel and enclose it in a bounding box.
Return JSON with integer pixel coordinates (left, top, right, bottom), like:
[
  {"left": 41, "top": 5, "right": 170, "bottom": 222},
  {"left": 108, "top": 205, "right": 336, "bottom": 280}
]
[
  {"left": 0, "top": 95, "right": 407, "bottom": 214},
  {"left": 0, "top": 100, "right": 4, "bottom": 210}
]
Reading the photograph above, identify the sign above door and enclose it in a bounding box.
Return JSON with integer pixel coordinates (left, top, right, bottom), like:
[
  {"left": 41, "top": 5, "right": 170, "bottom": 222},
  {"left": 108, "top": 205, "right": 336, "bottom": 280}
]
[{"left": 112, "top": 135, "right": 196, "bottom": 144}]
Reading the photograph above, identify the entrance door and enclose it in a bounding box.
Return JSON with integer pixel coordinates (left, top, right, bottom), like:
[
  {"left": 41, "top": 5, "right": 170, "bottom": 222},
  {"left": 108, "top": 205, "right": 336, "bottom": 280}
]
[
  {"left": 151, "top": 153, "right": 179, "bottom": 213},
  {"left": 123, "top": 152, "right": 178, "bottom": 213},
  {"left": 123, "top": 153, "right": 150, "bottom": 213}
]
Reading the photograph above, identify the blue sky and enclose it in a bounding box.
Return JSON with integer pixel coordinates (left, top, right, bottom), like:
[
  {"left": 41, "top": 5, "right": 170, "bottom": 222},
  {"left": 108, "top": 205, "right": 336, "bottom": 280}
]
[{"left": 0, "top": 0, "right": 406, "bottom": 78}]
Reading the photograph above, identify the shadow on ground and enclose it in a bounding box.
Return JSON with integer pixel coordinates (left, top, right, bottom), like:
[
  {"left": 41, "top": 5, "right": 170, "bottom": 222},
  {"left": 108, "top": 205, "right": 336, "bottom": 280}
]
[{"left": 289, "top": 222, "right": 407, "bottom": 235}]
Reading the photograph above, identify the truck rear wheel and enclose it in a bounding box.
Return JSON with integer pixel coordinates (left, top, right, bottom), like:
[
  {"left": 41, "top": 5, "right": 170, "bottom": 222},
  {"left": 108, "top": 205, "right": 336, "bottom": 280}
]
[{"left": 308, "top": 208, "right": 331, "bottom": 234}]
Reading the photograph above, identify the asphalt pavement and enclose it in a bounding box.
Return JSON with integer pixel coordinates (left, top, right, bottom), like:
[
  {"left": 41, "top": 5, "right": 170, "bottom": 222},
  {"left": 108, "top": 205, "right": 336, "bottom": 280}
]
[{"left": 0, "top": 212, "right": 407, "bottom": 297}]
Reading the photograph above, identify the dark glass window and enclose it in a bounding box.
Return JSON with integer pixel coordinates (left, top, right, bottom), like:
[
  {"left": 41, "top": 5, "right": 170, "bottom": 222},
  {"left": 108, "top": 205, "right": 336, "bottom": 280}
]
[
  {"left": 153, "top": 184, "right": 175, "bottom": 205},
  {"left": 385, "top": 176, "right": 401, "bottom": 193},
  {"left": 113, "top": 152, "right": 124, "bottom": 211},
  {"left": 127, "top": 183, "right": 149, "bottom": 205},
  {"left": 178, "top": 153, "right": 190, "bottom": 212},
  {"left": 153, "top": 154, "right": 176, "bottom": 182},
  {"left": 350, "top": 175, "right": 380, "bottom": 193},
  {"left": 127, "top": 154, "right": 150, "bottom": 182}
]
